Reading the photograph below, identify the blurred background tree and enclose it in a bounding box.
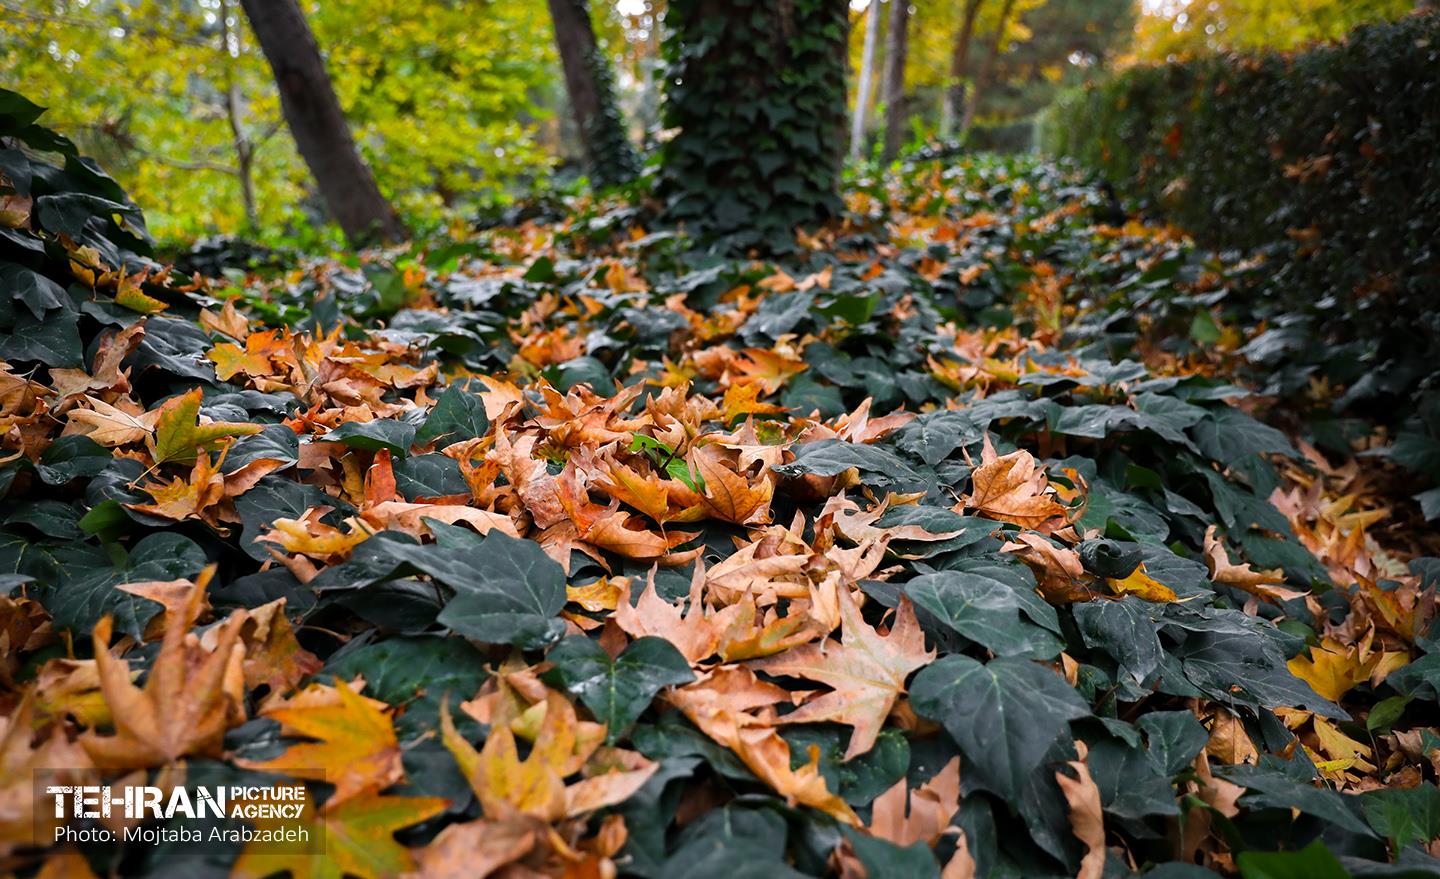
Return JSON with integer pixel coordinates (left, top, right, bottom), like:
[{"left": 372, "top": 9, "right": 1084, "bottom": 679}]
[
  {"left": 1, "top": 0, "right": 1424, "bottom": 247},
  {"left": 1, "top": 0, "right": 555, "bottom": 246},
  {"left": 1133, "top": 0, "right": 1417, "bottom": 59}
]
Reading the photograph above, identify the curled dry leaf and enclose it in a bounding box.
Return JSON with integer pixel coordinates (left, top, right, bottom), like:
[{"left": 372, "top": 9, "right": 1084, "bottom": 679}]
[{"left": 1054, "top": 741, "right": 1105, "bottom": 879}]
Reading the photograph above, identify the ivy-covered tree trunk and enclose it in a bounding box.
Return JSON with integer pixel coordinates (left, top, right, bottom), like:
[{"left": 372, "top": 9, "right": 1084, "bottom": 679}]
[
  {"left": 547, "top": 0, "right": 639, "bottom": 187},
  {"left": 660, "top": 0, "right": 849, "bottom": 251},
  {"left": 239, "top": 0, "right": 407, "bottom": 247}
]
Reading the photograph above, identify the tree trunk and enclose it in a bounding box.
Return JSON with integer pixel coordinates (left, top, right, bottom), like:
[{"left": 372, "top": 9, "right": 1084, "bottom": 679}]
[
  {"left": 547, "top": 0, "right": 638, "bottom": 186},
  {"left": 880, "top": 0, "right": 910, "bottom": 162},
  {"left": 660, "top": 0, "right": 849, "bottom": 251},
  {"left": 239, "top": 0, "right": 406, "bottom": 247},
  {"left": 959, "top": 0, "right": 1016, "bottom": 139},
  {"left": 218, "top": 0, "right": 257, "bottom": 231},
  {"left": 940, "top": 0, "right": 983, "bottom": 139},
  {"left": 849, "top": 0, "right": 882, "bottom": 160}
]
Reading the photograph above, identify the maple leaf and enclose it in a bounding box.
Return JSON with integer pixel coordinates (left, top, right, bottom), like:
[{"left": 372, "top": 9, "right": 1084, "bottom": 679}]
[
  {"left": 1287, "top": 637, "right": 1408, "bottom": 703},
  {"left": 702, "top": 538, "right": 811, "bottom": 607},
  {"left": 81, "top": 566, "right": 248, "bottom": 768},
  {"left": 115, "top": 269, "right": 168, "bottom": 313},
  {"left": 613, "top": 570, "right": 725, "bottom": 665},
  {"left": 668, "top": 666, "right": 858, "bottom": 824},
  {"left": 1203, "top": 526, "right": 1307, "bottom": 605},
  {"left": 748, "top": 589, "right": 934, "bottom": 760},
  {"left": 126, "top": 448, "right": 228, "bottom": 522},
  {"left": 1106, "top": 564, "right": 1178, "bottom": 602},
  {"left": 441, "top": 690, "right": 656, "bottom": 821},
  {"left": 690, "top": 443, "right": 773, "bottom": 525},
  {"left": 0, "top": 691, "right": 94, "bottom": 853},
  {"left": 231, "top": 792, "right": 448, "bottom": 879},
  {"left": 208, "top": 328, "right": 290, "bottom": 381},
  {"left": 728, "top": 347, "right": 808, "bottom": 395},
  {"left": 260, "top": 510, "right": 373, "bottom": 560},
  {"left": 198, "top": 300, "right": 250, "bottom": 340},
  {"left": 1002, "top": 532, "right": 1097, "bottom": 603},
  {"left": 960, "top": 439, "right": 1068, "bottom": 529},
  {"left": 720, "top": 381, "right": 785, "bottom": 423},
  {"left": 32, "top": 659, "right": 109, "bottom": 728},
  {"left": 583, "top": 509, "right": 698, "bottom": 561},
  {"left": 715, "top": 595, "right": 819, "bottom": 662},
  {"left": 401, "top": 813, "right": 543, "bottom": 879},
  {"left": 50, "top": 321, "right": 146, "bottom": 398},
  {"left": 204, "top": 599, "right": 321, "bottom": 699},
  {"left": 593, "top": 451, "right": 702, "bottom": 525},
  {"left": 865, "top": 755, "right": 960, "bottom": 846},
  {"left": 147, "top": 387, "right": 261, "bottom": 465},
  {"left": 237, "top": 679, "right": 404, "bottom": 808},
  {"left": 66, "top": 396, "right": 160, "bottom": 447}
]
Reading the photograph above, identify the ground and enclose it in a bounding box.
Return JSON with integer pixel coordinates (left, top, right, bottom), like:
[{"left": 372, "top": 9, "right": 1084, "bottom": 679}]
[{"left": 4, "top": 153, "right": 1438, "bottom": 878}]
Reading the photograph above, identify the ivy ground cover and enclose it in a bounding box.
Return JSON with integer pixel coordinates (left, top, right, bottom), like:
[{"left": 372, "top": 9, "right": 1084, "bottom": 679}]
[{"left": 2, "top": 92, "right": 1439, "bottom": 878}]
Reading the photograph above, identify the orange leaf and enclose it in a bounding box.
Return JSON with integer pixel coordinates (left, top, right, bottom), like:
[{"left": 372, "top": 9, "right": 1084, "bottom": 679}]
[{"left": 237, "top": 679, "right": 404, "bottom": 808}]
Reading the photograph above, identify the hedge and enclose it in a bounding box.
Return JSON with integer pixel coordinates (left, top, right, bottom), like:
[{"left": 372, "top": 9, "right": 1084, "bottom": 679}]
[{"left": 1040, "top": 13, "right": 1440, "bottom": 415}]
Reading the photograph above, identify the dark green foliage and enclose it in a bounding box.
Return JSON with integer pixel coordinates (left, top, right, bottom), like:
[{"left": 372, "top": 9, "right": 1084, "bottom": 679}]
[
  {"left": 659, "top": 0, "right": 848, "bottom": 251},
  {"left": 7, "top": 87, "right": 1440, "bottom": 877},
  {"left": 0, "top": 89, "right": 161, "bottom": 377},
  {"left": 1042, "top": 14, "right": 1440, "bottom": 414}
]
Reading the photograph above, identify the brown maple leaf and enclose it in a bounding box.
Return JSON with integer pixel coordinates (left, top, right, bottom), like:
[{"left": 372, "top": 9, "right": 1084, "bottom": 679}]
[
  {"left": 960, "top": 438, "right": 1068, "bottom": 529},
  {"left": 65, "top": 396, "right": 161, "bottom": 447},
  {"left": 1, "top": 691, "right": 94, "bottom": 854},
  {"left": 81, "top": 567, "right": 248, "bottom": 768},
  {"left": 690, "top": 443, "right": 773, "bottom": 525},
  {"left": 866, "top": 755, "right": 960, "bottom": 846},
  {"left": 1203, "top": 525, "right": 1307, "bottom": 605},
  {"left": 668, "top": 666, "right": 857, "bottom": 824},
  {"left": 613, "top": 569, "right": 725, "bottom": 665},
  {"left": 1002, "top": 532, "right": 1098, "bottom": 603},
  {"left": 748, "top": 589, "right": 934, "bottom": 760}
]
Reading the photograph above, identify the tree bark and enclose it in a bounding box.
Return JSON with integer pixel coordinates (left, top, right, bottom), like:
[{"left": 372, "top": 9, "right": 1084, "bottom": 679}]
[
  {"left": 940, "top": 0, "right": 983, "bottom": 139},
  {"left": 959, "top": 0, "right": 1016, "bottom": 139},
  {"left": 880, "top": 0, "right": 910, "bottom": 162},
  {"left": 239, "top": 0, "right": 406, "bottom": 246},
  {"left": 547, "top": 0, "right": 637, "bottom": 185},
  {"left": 849, "top": 0, "right": 882, "bottom": 160}
]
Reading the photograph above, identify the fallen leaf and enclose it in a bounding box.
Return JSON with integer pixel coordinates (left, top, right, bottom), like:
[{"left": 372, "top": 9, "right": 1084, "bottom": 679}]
[{"left": 749, "top": 590, "right": 934, "bottom": 760}]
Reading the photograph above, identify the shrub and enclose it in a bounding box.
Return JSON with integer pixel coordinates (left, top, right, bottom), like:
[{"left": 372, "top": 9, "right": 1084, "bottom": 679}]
[{"left": 1041, "top": 13, "right": 1440, "bottom": 415}]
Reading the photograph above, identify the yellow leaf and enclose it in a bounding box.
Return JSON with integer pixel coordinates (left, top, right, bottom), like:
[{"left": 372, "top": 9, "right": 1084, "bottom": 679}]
[
  {"left": 1107, "top": 564, "right": 1178, "bottom": 602},
  {"left": 231, "top": 792, "right": 447, "bottom": 879},
  {"left": 237, "top": 680, "right": 404, "bottom": 808}
]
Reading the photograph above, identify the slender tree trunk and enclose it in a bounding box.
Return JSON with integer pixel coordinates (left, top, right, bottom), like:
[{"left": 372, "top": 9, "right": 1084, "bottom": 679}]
[
  {"left": 940, "top": 0, "right": 983, "bottom": 139},
  {"left": 238, "top": 0, "right": 406, "bottom": 246},
  {"left": 880, "top": 0, "right": 910, "bottom": 162},
  {"left": 218, "top": 0, "right": 256, "bottom": 231},
  {"left": 548, "top": 0, "right": 638, "bottom": 186},
  {"left": 959, "top": 0, "right": 1016, "bottom": 139},
  {"left": 849, "top": 0, "right": 882, "bottom": 160}
]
